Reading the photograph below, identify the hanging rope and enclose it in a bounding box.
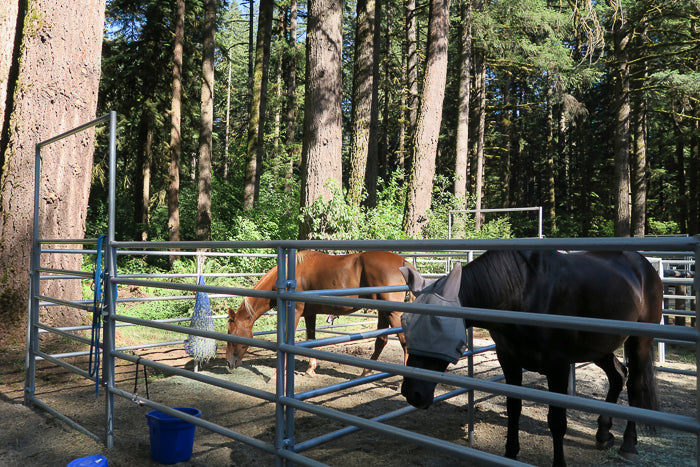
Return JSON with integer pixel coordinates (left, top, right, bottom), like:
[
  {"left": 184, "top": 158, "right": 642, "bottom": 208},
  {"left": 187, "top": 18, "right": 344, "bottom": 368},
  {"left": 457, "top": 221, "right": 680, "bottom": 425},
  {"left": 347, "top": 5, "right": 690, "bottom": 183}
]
[{"left": 88, "top": 235, "right": 107, "bottom": 397}]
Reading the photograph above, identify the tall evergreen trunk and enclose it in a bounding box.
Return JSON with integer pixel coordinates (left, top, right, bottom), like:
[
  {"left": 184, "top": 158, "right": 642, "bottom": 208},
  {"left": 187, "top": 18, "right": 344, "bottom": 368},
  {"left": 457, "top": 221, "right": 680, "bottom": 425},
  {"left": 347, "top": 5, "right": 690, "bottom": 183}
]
[
  {"left": 0, "top": 0, "right": 105, "bottom": 327},
  {"left": 197, "top": 0, "right": 216, "bottom": 242},
  {"left": 402, "top": 0, "right": 451, "bottom": 236},
  {"left": 691, "top": 20, "right": 700, "bottom": 235},
  {"left": 272, "top": 10, "right": 284, "bottom": 154},
  {"left": 366, "top": 0, "right": 381, "bottom": 207},
  {"left": 0, "top": 1, "right": 19, "bottom": 144},
  {"left": 223, "top": 54, "right": 232, "bottom": 180},
  {"left": 135, "top": 122, "right": 153, "bottom": 241},
  {"left": 404, "top": 0, "right": 419, "bottom": 177},
  {"left": 398, "top": 39, "right": 407, "bottom": 178},
  {"left": 299, "top": 0, "right": 344, "bottom": 239},
  {"left": 168, "top": 0, "right": 184, "bottom": 259},
  {"left": 546, "top": 80, "right": 556, "bottom": 233},
  {"left": 690, "top": 92, "right": 699, "bottom": 235},
  {"left": 453, "top": 0, "right": 471, "bottom": 205},
  {"left": 610, "top": 6, "right": 631, "bottom": 237},
  {"left": 473, "top": 48, "right": 486, "bottom": 230},
  {"left": 247, "top": 0, "right": 254, "bottom": 112},
  {"left": 348, "top": 0, "right": 380, "bottom": 208},
  {"left": 673, "top": 123, "right": 687, "bottom": 232},
  {"left": 243, "top": 0, "right": 274, "bottom": 211},
  {"left": 503, "top": 76, "right": 514, "bottom": 208},
  {"left": 283, "top": 0, "right": 298, "bottom": 193},
  {"left": 631, "top": 48, "right": 648, "bottom": 238}
]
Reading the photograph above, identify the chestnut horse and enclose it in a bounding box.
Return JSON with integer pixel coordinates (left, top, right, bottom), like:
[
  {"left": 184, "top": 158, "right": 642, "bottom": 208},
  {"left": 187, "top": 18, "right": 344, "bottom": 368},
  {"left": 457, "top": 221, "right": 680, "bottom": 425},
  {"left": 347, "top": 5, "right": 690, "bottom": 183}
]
[
  {"left": 226, "top": 250, "right": 414, "bottom": 375},
  {"left": 400, "top": 250, "right": 662, "bottom": 467}
]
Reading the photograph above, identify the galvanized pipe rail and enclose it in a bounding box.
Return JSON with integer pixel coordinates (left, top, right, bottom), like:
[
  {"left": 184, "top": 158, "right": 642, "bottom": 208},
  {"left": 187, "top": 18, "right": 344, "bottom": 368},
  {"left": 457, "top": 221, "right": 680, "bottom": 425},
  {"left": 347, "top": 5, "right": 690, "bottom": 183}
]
[{"left": 26, "top": 114, "right": 700, "bottom": 465}]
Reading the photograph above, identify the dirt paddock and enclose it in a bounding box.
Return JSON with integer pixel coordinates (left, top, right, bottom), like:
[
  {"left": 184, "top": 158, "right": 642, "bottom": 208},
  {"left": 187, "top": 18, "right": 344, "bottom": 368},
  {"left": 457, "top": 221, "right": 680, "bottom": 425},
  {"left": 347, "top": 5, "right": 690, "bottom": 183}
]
[{"left": 1, "top": 335, "right": 697, "bottom": 467}]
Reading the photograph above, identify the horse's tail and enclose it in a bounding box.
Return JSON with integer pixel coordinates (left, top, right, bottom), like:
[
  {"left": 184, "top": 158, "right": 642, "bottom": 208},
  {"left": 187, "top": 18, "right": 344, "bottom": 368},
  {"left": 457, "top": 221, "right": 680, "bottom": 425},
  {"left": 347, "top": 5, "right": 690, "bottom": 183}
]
[
  {"left": 641, "top": 347, "right": 658, "bottom": 411},
  {"left": 627, "top": 338, "right": 659, "bottom": 431}
]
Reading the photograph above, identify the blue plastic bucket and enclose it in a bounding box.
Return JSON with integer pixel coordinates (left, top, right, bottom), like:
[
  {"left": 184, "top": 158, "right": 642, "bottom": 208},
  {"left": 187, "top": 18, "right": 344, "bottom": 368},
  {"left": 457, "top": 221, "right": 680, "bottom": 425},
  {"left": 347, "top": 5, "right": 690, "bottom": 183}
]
[
  {"left": 66, "top": 454, "right": 108, "bottom": 466},
  {"left": 146, "top": 407, "right": 201, "bottom": 464}
]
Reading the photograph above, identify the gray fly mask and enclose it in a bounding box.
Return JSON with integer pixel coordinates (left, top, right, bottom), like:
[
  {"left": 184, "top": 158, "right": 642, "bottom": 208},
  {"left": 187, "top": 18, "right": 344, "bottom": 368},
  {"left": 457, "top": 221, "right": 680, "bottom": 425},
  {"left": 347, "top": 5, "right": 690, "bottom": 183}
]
[{"left": 399, "top": 264, "right": 467, "bottom": 364}]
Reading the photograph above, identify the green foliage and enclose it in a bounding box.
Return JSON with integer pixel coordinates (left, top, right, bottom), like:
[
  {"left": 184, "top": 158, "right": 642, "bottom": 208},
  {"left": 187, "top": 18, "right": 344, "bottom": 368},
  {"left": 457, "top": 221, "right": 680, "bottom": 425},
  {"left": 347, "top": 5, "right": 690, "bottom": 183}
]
[
  {"left": 647, "top": 218, "right": 680, "bottom": 236},
  {"left": 121, "top": 298, "right": 192, "bottom": 321},
  {"left": 300, "top": 171, "right": 512, "bottom": 241}
]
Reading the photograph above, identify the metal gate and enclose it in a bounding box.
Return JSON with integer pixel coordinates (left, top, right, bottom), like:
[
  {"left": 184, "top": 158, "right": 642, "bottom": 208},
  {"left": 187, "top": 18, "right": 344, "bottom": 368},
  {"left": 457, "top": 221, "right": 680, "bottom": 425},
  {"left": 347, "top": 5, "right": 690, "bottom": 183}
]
[{"left": 25, "top": 114, "right": 700, "bottom": 466}]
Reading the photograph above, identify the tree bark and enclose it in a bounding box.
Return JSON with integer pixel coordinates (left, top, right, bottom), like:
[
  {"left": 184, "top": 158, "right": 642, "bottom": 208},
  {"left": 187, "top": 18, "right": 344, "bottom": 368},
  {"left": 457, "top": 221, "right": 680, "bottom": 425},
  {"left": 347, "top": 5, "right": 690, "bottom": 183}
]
[
  {"left": 473, "top": 49, "right": 487, "bottom": 230},
  {"left": 546, "top": 80, "right": 556, "bottom": 233},
  {"left": 168, "top": 0, "right": 184, "bottom": 259},
  {"left": 610, "top": 5, "right": 631, "bottom": 237},
  {"left": 348, "top": 0, "right": 380, "bottom": 207},
  {"left": 402, "top": 0, "right": 451, "bottom": 236},
  {"left": 404, "top": 0, "right": 419, "bottom": 176},
  {"left": 631, "top": 56, "right": 648, "bottom": 237},
  {"left": 453, "top": 0, "right": 472, "bottom": 205},
  {"left": 283, "top": 0, "right": 298, "bottom": 193},
  {"left": 197, "top": 0, "right": 216, "bottom": 241},
  {"left": 0, "top": 0, "right": 105, "bottom": 326},
  {"left": 243, "top": 0, "right": 274, "bottom": 211},
  {"left": 299, "top": 0, "right": 344, "bottom": 239},
  {"left": 0, "top": 1, "right": 20, "bottom": 145}
]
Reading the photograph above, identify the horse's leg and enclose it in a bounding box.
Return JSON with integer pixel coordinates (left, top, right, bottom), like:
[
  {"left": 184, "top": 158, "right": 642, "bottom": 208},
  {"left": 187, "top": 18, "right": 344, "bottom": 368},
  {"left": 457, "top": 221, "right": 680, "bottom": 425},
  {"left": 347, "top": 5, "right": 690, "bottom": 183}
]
[
  {"left": 618, "top": 336, "right": 657, "bottom": 461},
  {"left": 593, "top": 353, "right": 627, "bottom": 451},
  {"left": 304, "top": 311, "right": 317, "bottom": 376},
  {"left": 496, "top": 351, "right": 523, "bottom": 461},
  {"left": 546, "top": 364, "right": 571, "bottom": 467},
  {"left": 388, "top": 311, "right": 408, "bottom": 365},
  {"left": 362, "top": 311, "right": 391, "bottom": 376}
]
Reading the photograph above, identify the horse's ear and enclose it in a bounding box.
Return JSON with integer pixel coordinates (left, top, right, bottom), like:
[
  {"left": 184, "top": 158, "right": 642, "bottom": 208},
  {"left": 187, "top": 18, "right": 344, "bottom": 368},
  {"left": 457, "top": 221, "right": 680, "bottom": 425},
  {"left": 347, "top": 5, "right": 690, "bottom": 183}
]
[
  {"left": 442, "top": 263, "right": 463, "bottom": 300},
  {"left": 400, "top": 266, "right": 426, "bottom": 293}
]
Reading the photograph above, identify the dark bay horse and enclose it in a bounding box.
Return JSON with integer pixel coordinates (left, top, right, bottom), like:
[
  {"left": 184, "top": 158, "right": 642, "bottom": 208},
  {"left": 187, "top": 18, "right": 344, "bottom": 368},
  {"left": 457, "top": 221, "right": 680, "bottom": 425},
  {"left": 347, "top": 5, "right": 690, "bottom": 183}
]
[
  {"left": 399, "top": 250, "right": 662, "bottom": 467},
  {"left": 226, "top": 250, "right": 414, "bottom": 375}
]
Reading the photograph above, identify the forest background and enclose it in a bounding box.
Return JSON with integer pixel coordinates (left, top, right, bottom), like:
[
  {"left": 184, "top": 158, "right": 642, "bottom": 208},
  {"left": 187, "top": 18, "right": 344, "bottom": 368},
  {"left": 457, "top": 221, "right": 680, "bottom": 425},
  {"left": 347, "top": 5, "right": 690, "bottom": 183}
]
[
  {"left": 96, "top": 0, "right": 699, "bottom": 248},
  {"left": 0, "top": 0, "right": 699, "bottom": 330}
]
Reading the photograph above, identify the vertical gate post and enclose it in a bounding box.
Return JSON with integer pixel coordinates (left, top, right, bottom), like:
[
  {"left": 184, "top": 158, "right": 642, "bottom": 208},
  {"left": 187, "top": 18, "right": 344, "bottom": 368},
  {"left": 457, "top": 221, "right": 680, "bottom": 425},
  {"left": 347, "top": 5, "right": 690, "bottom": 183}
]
[
  {"left": 284, "top": 249, "right": 297, "bottom": 460},
  {"left": 24, "top": 142, "right": 44, "bottom": 405},
  {"left": 272, "top": 248, "right": 297, "bottom": 465},
  {"left": 103, "top": 110, "right": 118, "bottom": 449},
  {"left": 694, "top": 236, "right": 699, "bottom": 465}
]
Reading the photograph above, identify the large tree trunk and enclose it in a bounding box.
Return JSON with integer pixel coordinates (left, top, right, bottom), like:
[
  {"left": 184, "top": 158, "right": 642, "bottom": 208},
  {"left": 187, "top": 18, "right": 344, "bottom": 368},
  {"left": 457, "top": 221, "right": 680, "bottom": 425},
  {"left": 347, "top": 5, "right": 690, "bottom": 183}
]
[
  {"left": 0, "top": 1, "right": 105, "bottom": 327},
  {"left": 243, "top": 0, "right": 274, "bottom": 211},
  {"left": 0, "top": 2, "right": 20, "bottom": 144},
  {"left": 299, "top": 0, "right": 344, "bottom": 240},
  {"left": 546, "top": 81, "right": 556, "bottom": 233},
  {"left": 404, "top": 0, "right": 419, "bottom": 177},
  {"left": 283, "top": 0, "right": 298, "bottom": 193},
  {"left": 610, "top": 7, "right": 631, "bottom": 237},
  {"left": 197, "top": 0, "right": 216, "bottom": 241},
  {"left": 168, "top": 0, "right": 184, "bottom": 258},
  {"left": 631, "top": 63, "right": 648, "bottom": 237},
  {"left": 348, "top": 0, "right": 380, "bottom": 207},
  {"left": 473, "top": 48, "right": 487, "bottom": 230},
  {"left": 402, "top": 0, "right": 451, "bottom": 237},
  {"left": 453, "top": 0, "right": 472, "bottom": 205},
  {"left": 135, "top": 122, "right": 153, "bottom": 241}
]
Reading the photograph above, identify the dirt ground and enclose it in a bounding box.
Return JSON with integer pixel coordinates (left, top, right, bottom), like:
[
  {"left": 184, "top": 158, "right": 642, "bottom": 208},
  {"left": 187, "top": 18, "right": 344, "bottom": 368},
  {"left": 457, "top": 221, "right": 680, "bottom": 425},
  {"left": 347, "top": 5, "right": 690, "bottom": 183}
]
[{"left": 1, "top": 332, "right": 697, "bottom": 467}]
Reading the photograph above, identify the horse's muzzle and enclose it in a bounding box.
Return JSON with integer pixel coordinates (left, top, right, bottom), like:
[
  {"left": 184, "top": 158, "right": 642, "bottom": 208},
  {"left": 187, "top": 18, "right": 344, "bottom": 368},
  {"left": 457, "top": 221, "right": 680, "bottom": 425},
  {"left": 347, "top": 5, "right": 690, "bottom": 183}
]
[
  {"left": 226, "top": 355, "right": 243, "bottom": 371},
  {"left": 401, "top": 377, "right": 435, "bottom": 409}
]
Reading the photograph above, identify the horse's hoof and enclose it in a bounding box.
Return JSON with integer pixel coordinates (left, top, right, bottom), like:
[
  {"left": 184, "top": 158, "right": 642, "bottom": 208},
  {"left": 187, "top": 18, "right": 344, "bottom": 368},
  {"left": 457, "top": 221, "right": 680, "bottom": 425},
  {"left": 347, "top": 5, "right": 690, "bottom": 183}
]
[
  {"left": 618, "top": 448, "right": 640, "bottom": 463},
  {"left": 596, "top": 434, "right": 615, "bottom": 450}
]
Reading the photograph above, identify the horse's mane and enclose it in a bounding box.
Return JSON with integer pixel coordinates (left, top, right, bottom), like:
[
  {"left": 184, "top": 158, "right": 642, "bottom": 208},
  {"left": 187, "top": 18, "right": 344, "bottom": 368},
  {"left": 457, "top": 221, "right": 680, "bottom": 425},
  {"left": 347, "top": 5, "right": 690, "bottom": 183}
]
[
  {"left": 296, "top": 250, "right": 320, "bottom": 264},
  {"left": 459, "top": 250, "right": 529, "bottom": 310}
]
